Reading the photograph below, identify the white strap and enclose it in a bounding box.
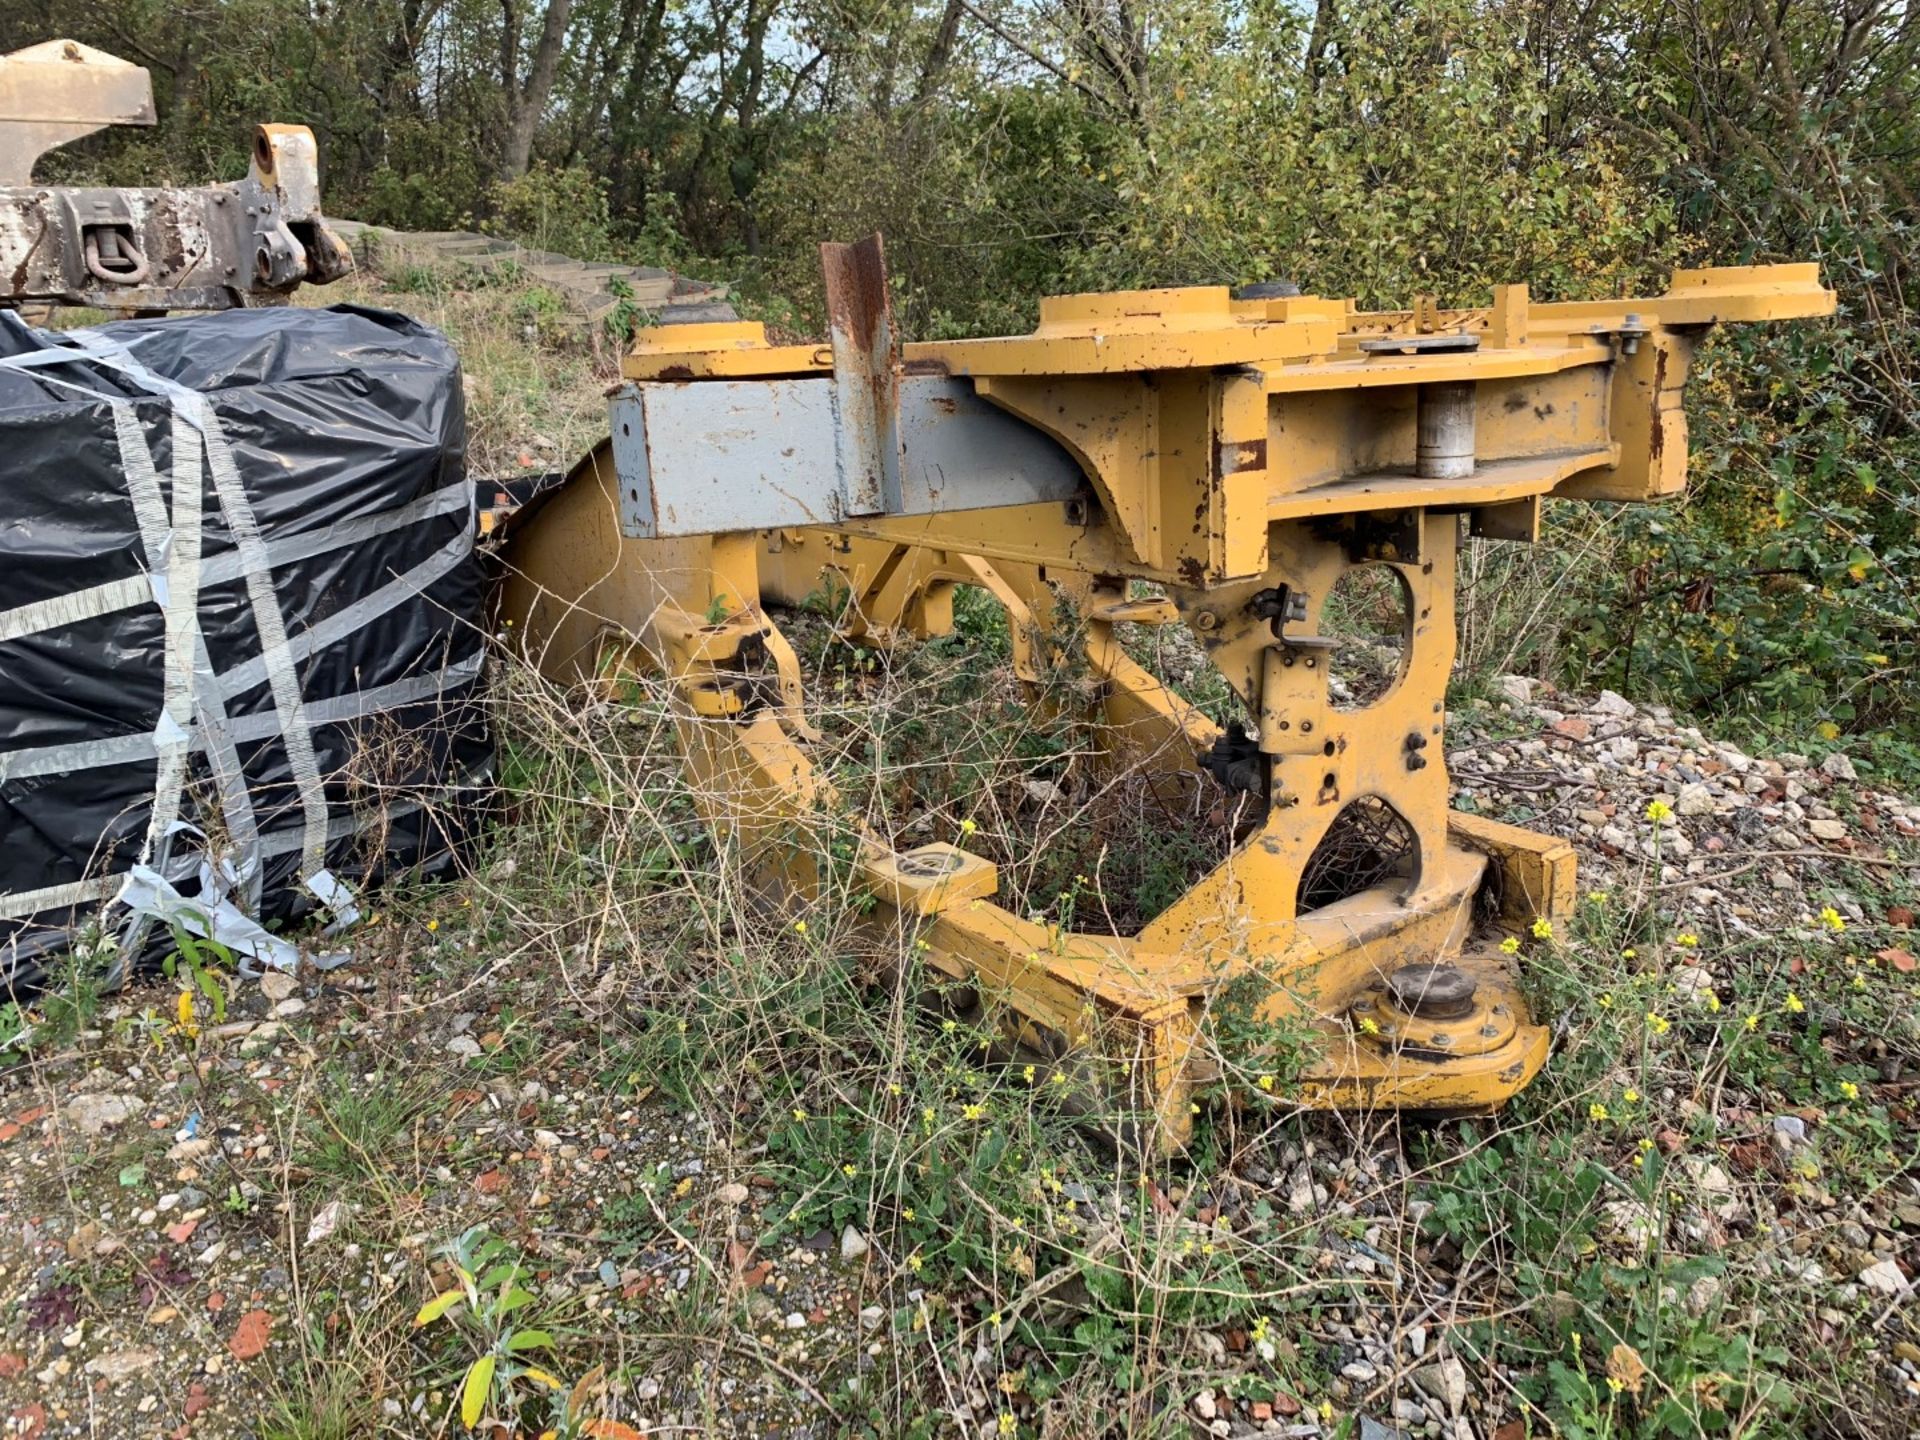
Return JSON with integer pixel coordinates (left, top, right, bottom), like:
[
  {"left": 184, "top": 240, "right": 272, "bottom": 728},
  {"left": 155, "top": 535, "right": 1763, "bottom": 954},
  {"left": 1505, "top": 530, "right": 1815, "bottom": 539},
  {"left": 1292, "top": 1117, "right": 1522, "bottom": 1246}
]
[
  {"left": 0, "top": 640, "right": 484, "bottom": 784},
  {"left": 106, "top": 399, "right": 203, "bottom": 869},
  {"left": 0, "top": 875, "right": 122, "bottom": 923},
  {"left": 195, "top": 410, "right": 331, "bottom": 881},
  {"left": 0, "top": 480, "right": 472, "bottom": 644}
]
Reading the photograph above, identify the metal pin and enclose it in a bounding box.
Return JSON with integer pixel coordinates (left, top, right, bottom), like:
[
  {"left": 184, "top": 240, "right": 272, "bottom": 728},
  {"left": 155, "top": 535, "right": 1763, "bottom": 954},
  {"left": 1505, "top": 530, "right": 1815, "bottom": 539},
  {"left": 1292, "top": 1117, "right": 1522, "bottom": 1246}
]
[{"left": 1416, "top": 382, "right": 1476, "bottom": 479}]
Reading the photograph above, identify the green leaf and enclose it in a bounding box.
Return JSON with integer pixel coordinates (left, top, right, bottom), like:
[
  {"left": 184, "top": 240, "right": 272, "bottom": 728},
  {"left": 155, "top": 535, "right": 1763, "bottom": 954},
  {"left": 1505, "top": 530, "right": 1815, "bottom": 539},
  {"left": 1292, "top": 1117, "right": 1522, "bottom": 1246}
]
[
  {"left": 461, "top": 1354, "right": 495, "bottom": 1429},
  {"left": 477, "top": 1262, "right": 518, "bottom": 1291},
  {"left": 497, "top": 1287, "right": 538, "bottom": 1314},
  {"left": 414, "top": 1289, "right": 465, "bottom": 1327},
  {"left": 506, "top": 1329, "right": 554, "bottom": 1351},
  {"left": 194, "top": 964, "right": 226, "bottom": 1021}
]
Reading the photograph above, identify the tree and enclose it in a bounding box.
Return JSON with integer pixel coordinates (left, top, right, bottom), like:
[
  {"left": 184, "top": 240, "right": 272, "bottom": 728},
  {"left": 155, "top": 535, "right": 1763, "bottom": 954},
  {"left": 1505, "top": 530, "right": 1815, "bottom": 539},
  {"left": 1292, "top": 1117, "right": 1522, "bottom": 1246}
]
[{"left": 499, "top": 0, "right": 576, "bottom": 180}]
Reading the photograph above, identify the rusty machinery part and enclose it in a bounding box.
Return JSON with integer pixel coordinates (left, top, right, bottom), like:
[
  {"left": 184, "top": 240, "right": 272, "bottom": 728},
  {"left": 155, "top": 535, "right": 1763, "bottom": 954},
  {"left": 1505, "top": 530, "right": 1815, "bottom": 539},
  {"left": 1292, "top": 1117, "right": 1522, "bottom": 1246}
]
[
  {"left": 500, "top": 234, "right": 1835, "bottom": 1150},
  {"left": 0, "top": 40, "right": 352, "bottom": 311}
]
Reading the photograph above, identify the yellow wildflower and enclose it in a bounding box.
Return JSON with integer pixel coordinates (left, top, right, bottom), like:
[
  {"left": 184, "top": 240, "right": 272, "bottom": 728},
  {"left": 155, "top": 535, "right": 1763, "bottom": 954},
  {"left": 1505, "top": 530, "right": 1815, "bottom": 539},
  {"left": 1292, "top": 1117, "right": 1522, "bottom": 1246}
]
[
  {"left": 1646, "top": 1012, "right": 1671, "bottom": 1035},
  {"left": 1531, "top": 917, "right": 1554, "bottom": 941},
  {"left": 1675, "top": 932, "right": 1699, "bottom": 948},
  {"left": 842, "top": 1163, "right": 857, "bottom": 1178},
  {"left": 1819, "top": 906, "right": 1845, "bottom": 933},
  {"left": 1784, "top": 992, "right": 1804, "bottom": 1014},
  {"left": 1745, "top": 1013, "right": 1761, "bottom": 1031},
  {"left": 962, "top": 1103, "right": 986, "bottom": 1121},
  {"left": 425, "top": 918, "right": 439, "bottom": 932},
  {"left": 960, "top": 818, "right": 978, "bottom": 836},
  {"left": 1623, "top": 1088, "right": 1639, "bottom": 1103},
  {"left": 1646, "top": 798, "right": 1674, "bottom": 823},
  {"left": 1499, "top": 935, "right": 1521, "bottom": 956},
  {"left": 1589, "top": 1103, "right": 1609, "bottom": 1122},
  {"left": 1257, "top": 1073, "right": 1276, "bottom": 1091},
  {"left": 1587, "top": 890, "right": 1610, "bottom": 905},
  {"left": 1840, "top": 1081, "right": 1860, "bottom": 1101},
  {"left": 1358, "top": 1016, "right": 1381, "bottom": 1037},
  {"left": 792, "top": 1107, "right": 808, "bottom": 1121},
  {"left": 793, "top": 920, "right": 808, "bottom": 935}
]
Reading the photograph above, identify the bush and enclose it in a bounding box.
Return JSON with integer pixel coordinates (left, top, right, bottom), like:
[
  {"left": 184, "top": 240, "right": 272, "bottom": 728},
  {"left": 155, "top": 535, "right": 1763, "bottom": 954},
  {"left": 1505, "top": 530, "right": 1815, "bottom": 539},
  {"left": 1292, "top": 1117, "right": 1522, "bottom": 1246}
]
[{"left": 488, "top": 165, "right": 617, "bottom": 261}]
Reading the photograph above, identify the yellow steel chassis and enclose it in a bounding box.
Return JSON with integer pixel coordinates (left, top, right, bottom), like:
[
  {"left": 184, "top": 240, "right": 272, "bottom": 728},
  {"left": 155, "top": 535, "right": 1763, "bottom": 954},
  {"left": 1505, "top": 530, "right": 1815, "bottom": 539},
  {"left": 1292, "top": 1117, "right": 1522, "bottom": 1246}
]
[{"left": 501, "top": 257, "right": 1832, "bottom": 1148}]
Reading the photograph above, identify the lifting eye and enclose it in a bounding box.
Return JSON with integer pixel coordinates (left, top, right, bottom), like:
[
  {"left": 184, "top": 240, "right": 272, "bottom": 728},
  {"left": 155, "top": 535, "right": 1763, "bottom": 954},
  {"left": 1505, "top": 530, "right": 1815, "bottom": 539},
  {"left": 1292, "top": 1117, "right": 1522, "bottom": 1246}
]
[{"left": 82, "top": 225, "right": 150, "bottom": 285}]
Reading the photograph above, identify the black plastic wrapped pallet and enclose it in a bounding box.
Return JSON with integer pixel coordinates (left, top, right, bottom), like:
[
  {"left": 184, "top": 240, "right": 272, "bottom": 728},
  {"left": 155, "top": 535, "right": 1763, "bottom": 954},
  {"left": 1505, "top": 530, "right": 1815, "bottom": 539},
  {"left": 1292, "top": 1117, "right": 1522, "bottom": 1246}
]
[{"left": 0, "top": 305, "right": 494, "bottom": 991}]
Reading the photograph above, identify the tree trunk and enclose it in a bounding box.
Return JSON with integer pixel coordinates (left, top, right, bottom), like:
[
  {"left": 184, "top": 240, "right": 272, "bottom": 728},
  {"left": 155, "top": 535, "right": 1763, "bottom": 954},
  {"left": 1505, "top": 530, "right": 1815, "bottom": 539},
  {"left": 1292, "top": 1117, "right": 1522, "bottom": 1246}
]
[
  {"left": 914, "top": 0, "right": 967, "bottom": 104},
  {"left": 727, "top": 0, "right": 774, "bottom": 255},
  {"left": 501, "top": 0, "right": 576, "bottom": 180}
]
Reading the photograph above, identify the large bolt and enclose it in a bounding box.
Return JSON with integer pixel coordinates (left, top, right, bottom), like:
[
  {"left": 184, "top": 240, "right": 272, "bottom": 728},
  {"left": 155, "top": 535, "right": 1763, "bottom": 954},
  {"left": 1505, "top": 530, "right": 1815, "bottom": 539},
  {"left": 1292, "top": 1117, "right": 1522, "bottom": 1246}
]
[{"left": 1385, "top": 963, "right": 1477, "bottom": 1020}]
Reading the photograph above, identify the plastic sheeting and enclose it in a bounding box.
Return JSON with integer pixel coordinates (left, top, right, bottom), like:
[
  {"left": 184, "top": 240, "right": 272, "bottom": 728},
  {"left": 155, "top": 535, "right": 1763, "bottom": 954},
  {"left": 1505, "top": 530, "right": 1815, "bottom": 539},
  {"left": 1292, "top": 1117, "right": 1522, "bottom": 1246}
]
[{"left": 0, "top": 305, "right": 493, "bottom": 990}]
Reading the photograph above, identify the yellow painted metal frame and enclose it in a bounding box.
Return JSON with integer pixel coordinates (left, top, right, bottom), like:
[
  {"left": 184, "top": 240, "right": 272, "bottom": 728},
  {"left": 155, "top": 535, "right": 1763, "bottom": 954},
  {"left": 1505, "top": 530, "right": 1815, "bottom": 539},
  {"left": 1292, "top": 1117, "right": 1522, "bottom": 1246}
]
[{"left": 504, "top": 264, "right": 1832, "bottom": 1148}]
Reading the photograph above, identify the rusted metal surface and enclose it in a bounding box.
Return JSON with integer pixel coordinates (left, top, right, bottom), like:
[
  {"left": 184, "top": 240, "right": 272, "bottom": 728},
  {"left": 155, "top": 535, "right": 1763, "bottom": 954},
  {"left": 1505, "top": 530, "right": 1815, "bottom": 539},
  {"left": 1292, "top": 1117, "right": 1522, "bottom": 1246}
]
[
  {"left": 0, "top": 40, "right": 352, "bottom": 311},
  {"left": 819, "top": 235, "right": 902, "bottom": 515}
]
